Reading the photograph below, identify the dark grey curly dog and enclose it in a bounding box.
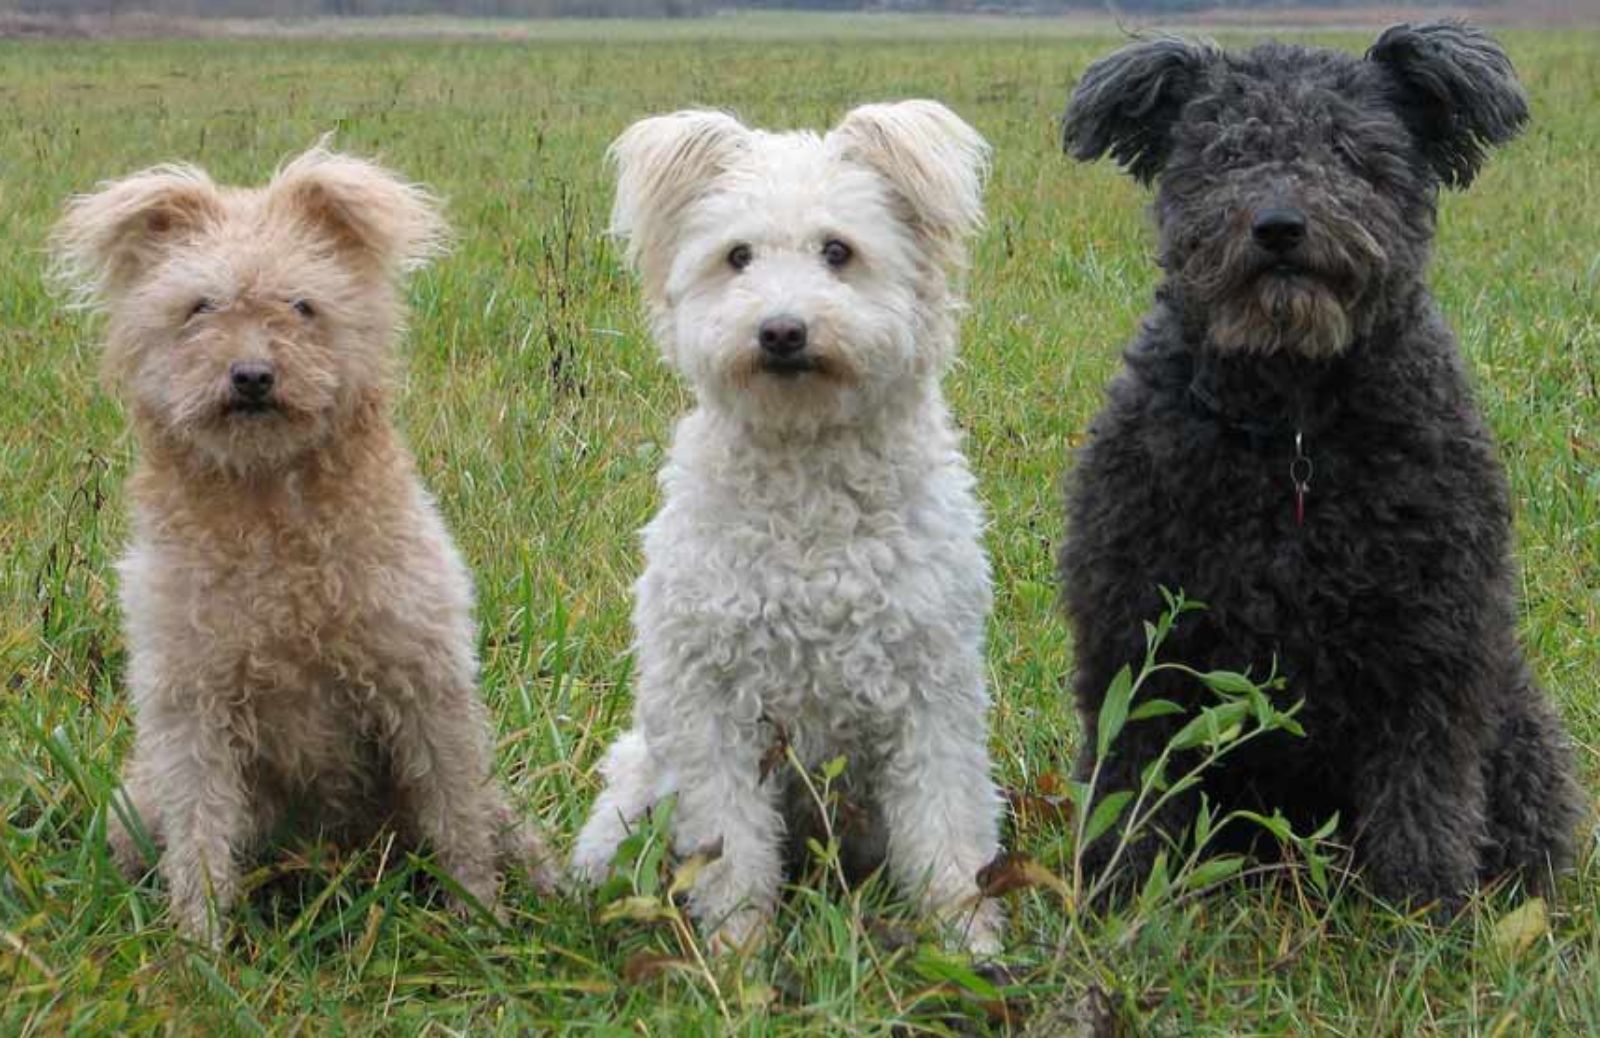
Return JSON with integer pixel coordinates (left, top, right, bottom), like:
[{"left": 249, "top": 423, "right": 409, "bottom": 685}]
[{"left": 1058, "top": 22, "right": 1583, "bottom": 909}]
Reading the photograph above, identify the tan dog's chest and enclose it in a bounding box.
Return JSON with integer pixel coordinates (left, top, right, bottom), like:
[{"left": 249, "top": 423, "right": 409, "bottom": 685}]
[{"left": 118, "top": 505, "right": 430, "bottom": 747}]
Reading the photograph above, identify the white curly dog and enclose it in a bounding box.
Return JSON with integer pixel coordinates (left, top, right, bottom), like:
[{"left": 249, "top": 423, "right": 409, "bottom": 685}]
[{"left": 570, "top": 101, "right": 1004, "bottom": 954}]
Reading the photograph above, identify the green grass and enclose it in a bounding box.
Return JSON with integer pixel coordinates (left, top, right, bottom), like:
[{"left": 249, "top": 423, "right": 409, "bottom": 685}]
[{"left": 2, "top": 17, "right": 1597, "bottom": 1035}]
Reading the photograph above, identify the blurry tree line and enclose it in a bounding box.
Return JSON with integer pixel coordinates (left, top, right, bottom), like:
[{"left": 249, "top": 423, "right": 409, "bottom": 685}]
[{"left": 1, "top": 0, "right": 1496, "bottom": 18}]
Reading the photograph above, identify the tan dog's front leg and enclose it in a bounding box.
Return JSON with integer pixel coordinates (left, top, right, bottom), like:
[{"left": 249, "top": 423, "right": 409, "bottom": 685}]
[
  {"left": 492, "top": 796, "right": 559, "bottom": 895},
  {"left": 153, "top": 716, "right": 251, "bottom": 949},
  {"left": 387, "top": 678, "right": 505, "bottom": 917},
  {"left": 108, "top": 739, "right": 164, "bottom": 880}
]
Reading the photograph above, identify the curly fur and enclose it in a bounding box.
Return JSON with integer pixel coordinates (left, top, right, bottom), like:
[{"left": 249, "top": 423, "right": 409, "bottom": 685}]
[
  {"left": 570, "top": 101, "right": 1004, "bottom": 954},
  {"left": 1058, "top": 23, "right": 1582, "bottom": 909},
  {"left": 53, "top": 145, "right": 554, "bottom": 946}
]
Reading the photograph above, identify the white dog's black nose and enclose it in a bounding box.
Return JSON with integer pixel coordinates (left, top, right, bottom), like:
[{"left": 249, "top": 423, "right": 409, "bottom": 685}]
[
  {"left": 1252, "top": 208, "right": 1307, "bottom": 253},
  {"left": 229, "top": 361, "right": 276, "bottom": 402},
  {"left": 758, "top": 315, "right": 808, "bottom": 357}
]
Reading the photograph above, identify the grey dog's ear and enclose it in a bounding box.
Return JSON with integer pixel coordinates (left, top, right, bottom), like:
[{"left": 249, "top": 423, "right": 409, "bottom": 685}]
[
  {"left": 1368, "top": 21, "right": 1528, "bottom": 189},
  {"left": 1062, "top": 35, "right": 1217, "bottom": 185}
]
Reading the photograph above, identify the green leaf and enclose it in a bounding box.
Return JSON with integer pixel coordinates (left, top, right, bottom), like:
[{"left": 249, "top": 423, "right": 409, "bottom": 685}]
[
  {"left": 1082, "top": 790, "right": 1134, "bottom": 848},
  {"left": 1097, "top": 664, "right": 1135, "bottom": 759},
  {"left": 1139, "top": 850, "right": 1171, "bottom": 909},
  {"left": 1183, "top": 856, "right": 1245, "bottom": 891},
  {"left": 1129, "top": 698, "right": 1185, "bottom": 722},
  {"left": 1192, "top": 796, "right": 1213, "bottom": 848},
  {"left": 1139, "top": 758, "right": 1169, "bottom": 792},
  {"left": 804, "top": 837, "right": 838, "bottom": 865},
  {"left": 821, "top": 755, "right": 847, "bottom": 781},
  {"left": 1307, "top": 850, "right": 1329, "bottom": 894},
  {"left": 1256, "top": 810, "right": 1293, "bottom": 842},
  {"left": 636, "top": 834, "right": 666, "bottom": 898},
  {"left": 1494, "top": 898, "right": 1549, "bottom": 958},
  {"left": 1200, "top": 670, "right": 1257, "bottom": 696},
  {"left": 912, "top": 948, "right": 1002, "bottom": 999},
  {"left": 1248, "top": 687, "right": 1272, "bottom": 725},
  {"left": 599, "top": 896, "right": 677, "bottom": 925},
  {"left": 1167, "top": 700, "right": 1251, "bottom": 750},
  {"left": 666, "top": 843, "right": 721, "bottom": 899},
  {"left": 1310, "top": 812, "right": 1341, "bottom": 841}
]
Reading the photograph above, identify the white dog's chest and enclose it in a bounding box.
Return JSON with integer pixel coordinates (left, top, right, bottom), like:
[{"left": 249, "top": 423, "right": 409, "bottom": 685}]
[{"left": 636, "top": 483, "right": 987, "bottom": 753}]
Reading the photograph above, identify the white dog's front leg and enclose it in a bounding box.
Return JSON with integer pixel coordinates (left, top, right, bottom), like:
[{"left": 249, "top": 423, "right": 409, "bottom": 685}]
[
  {"left": 666, "top": 718, "right": 785, "bottom": 954},
  {"left": 880, "top": 695, "right": 1004, "bottom": 956},
  {"left": 570, "top": 730, "right": 666, "bottom": 886}
]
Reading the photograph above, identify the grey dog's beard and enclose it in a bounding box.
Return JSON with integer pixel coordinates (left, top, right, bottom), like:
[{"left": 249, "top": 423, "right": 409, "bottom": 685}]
[
  {"left": 1205, "top": 275, "right": 1354, "bottom": 359},
  {"left": 1176, "top": 205, "right": 1383, "bottom": 359}
]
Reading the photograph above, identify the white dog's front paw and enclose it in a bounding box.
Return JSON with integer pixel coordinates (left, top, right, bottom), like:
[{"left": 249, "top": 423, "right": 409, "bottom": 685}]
[
  {"left": 566, "top": 833, "right": 621, "bottom": 889},
  {"left": 703, "top": 904, "right": 770, "bottom": 956},
  {"left": 954, "top": 897, "right": 1005, "bottom": 958}
]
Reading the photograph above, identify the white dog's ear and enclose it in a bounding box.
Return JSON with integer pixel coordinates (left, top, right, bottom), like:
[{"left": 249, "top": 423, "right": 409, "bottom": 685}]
[
  {"left": 608, "top": 109, "right": 749, "bottom": 296},
  {"left": 828, "top": 100, "right": 990, "bottom": 267},
  {"left": 268, "top": 144, "right": 449, "bottom": 273},
  {"left": 52, "top": 164, "right": 223, "bottom": 305}
]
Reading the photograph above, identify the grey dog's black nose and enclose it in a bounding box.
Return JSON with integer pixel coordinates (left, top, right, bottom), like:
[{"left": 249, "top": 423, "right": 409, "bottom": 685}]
[
  {"left": 758, "top": 315, "right": 808, "bottom": 357},
  {"left": 1252, "top": 208, "right": 1308, "bottom": 253},
  {"left": 229, "top": 361, "right": 276, "bottom": 402}
]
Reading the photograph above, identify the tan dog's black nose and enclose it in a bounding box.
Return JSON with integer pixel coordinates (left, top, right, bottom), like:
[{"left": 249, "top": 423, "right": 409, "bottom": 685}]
[
  {"left": 758, "top": 315, "right": 808, "bottom": 357},
  {"left": 229, "top": 361, "right": 275, "bottom": 402}
]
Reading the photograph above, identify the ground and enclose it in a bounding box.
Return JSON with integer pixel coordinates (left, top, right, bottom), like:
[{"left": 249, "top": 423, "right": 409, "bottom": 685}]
[{"left": 0, "top": 15, "right": 1596, "bottom": 1036}]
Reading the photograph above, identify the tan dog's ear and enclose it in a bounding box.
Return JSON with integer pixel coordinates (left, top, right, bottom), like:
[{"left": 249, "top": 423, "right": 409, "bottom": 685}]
[
  {"left": 52, "top": 164, "right": 222, "bottom": 305},
  {"left": 608, "top": 109, "right": 749, "bottom": 299},
  {"left": 268, "top": 145, "right": 449, "bottom": 273},
  {"left": 828, "top": 100, "right": 990, "bottom": 269}
]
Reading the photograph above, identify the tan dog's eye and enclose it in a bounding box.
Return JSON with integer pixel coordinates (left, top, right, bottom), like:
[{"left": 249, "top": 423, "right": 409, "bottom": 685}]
[
  {"left": 293, "top": 299, "right": 316, "bottom": 319},
  {"left": 727, "top": 244, "right": 753, "bottom": 271},
  {"left": 822, "top": 239, "right": 853, "bottom": 269},
  {"left": 187, "top": 298, "right": 216, "bottom": 321}
]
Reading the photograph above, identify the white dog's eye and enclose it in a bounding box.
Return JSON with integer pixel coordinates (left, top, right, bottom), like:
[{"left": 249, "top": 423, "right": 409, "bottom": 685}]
[
  {"left": 822, "top": 239, "right": 853, "bottom": 269},
  {"left": 292, "top": 299, "right": 316, "bottom": 319},
  {"left": 727, "top": 244, "right": 753, "bottom": 271},
  {"left": 186, "top": 298, "right": 216, "bottom": 321}
]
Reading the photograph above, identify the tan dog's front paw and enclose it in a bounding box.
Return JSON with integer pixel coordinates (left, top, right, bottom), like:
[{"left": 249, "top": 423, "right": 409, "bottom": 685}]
[
  {"left": 170, "top": 893, "right": 225, "bottom": 951},
  {"left": 495, "top": 806, "right": 559, "bottom": 895}
]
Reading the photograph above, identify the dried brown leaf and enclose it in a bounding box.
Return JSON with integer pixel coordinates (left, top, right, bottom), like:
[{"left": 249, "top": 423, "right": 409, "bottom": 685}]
[
  {"left": 758, "top": 717, "right": 790, "bottom": 784},
  {"left": 1004, "top": 786, "right": 1075, "bottom": 833},
  {"left": 620, "top": 950, "right": 686, "bottom": 985},
  {"left": 977, "top": 851, "right": 1073, "bottom": 902}
]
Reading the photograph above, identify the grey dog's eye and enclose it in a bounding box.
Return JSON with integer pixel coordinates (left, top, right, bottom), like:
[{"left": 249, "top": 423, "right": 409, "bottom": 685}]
[
  {"left": 822, "top": 239, "right": 853, "bottom": 268},
  {"left": 292, "top": 299, "right": 316, "bottom": 318},
  {"left": 1332, "top": 139, "right": 1368, "bottom": 175},
  {"left": 728, "top": 244, "right": 753, "bottom": 271},
  {"left": 187, "top": 298, "right": 216, "bottom": 321}
]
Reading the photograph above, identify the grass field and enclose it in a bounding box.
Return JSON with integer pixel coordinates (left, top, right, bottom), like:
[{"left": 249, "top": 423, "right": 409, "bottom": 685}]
[{"left": 1, "top": 14, "right": 1597, "bottom": 1035}]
